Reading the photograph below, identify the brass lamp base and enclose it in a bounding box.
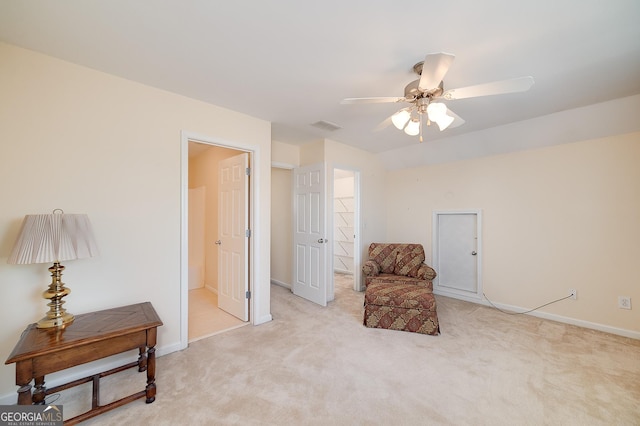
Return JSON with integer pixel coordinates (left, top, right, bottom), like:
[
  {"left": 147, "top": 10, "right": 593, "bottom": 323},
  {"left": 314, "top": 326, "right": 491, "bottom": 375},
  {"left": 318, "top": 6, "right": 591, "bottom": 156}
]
[{"left": 37, "top": 262, "right": 75, "bottom": 329}]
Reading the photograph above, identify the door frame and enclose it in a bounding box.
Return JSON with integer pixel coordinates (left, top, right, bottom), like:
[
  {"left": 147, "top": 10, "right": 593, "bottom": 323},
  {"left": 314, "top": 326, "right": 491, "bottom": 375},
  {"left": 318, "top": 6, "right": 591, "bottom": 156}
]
[
  {"left": 432, "top": 209, "right": 483, "bottom": 302},
  {"left": 180, "top": 131, "right": 258, "bottom": 350}
]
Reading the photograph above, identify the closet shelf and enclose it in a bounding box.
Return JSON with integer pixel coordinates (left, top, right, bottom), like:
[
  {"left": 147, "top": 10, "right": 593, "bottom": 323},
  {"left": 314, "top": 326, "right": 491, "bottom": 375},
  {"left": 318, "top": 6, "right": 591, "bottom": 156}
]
[{"left": 334, "top": 194, "right": 354, "bottom": 273}]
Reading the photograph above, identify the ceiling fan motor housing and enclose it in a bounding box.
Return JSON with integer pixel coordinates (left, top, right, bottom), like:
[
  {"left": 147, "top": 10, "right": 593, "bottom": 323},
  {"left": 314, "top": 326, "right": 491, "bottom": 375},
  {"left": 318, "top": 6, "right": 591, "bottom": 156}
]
[
  {"left": 404, "top": 79, "right": 444, "bottom": 101},
  {"left": 404, "top": 60, "right": 445, "bottom": 102}
]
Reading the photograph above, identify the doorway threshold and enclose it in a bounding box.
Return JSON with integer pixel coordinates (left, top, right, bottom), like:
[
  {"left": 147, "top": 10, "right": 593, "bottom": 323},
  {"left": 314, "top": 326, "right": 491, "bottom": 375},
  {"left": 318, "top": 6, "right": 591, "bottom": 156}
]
[{"left": 188, "top": 322, "right": 250, "bottom": 344}]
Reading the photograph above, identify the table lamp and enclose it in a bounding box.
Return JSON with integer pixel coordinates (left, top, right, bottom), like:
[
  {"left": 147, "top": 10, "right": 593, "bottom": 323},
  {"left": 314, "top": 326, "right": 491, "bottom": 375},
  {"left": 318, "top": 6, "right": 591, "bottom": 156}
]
[{"left": 8, "top": 209, "right": 99, "bottom": 328}]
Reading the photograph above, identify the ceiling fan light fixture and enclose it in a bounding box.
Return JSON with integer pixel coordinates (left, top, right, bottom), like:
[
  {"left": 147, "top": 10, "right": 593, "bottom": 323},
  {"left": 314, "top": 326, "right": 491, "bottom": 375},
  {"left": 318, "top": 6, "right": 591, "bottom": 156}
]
[
  {"left": 391, "top": 109, "right": 411, "bottom": 129},
  {"left": 435, "top": 114, "right": 455, "bottom": 131},
  {"left": 404, "top": 119, "right": 420, "bottom": 136},
  {"left": 426, "top": 102, "right": 447, "bottom": 121}
]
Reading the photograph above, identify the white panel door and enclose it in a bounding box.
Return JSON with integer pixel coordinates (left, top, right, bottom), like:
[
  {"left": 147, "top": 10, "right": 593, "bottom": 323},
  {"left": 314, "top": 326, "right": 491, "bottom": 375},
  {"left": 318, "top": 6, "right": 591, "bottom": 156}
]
[
  {"left": 188, "top": 186, "right": 206, "bottom": 290},
  {"left": 293, "top": 163, "right": 327, "bottom": 306},
  {"left": 433, "top": 211, "right": 482, "bottom": 299},
  {"left": 217, "top": 153, "right": 249, "bottom": 320}
]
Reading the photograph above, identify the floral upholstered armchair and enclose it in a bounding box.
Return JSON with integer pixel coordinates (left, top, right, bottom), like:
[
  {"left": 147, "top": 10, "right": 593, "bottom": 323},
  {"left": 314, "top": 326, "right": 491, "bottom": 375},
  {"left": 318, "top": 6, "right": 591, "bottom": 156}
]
[
  {"left": 362, "top": 243, "right": 440, "bottom": 335},
  {"left": 362, "top": 243, "right": 437, "bottom": 290}
]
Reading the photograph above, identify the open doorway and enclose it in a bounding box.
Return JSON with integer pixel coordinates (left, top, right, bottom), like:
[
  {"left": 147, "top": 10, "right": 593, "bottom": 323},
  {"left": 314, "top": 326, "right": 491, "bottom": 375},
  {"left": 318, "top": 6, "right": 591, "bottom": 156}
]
[
  {"left": 269, "top": 164, "right": 361, "bottom": 304},
  {"left": 187, "top": 141, "right": 250, "bottom": 342},
  {"left": 270, "top": 166, "right": 293, "bottom": 290},
  {"left": 331, "top": 167, "right": 361, "bottom": 298}
]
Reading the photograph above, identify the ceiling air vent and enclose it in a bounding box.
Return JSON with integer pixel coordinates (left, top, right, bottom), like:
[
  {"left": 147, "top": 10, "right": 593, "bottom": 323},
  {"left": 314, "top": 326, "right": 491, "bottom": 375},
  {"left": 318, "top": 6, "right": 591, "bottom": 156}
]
[{"left": 311, "top": 120, "right": 342, "bottom": 132}]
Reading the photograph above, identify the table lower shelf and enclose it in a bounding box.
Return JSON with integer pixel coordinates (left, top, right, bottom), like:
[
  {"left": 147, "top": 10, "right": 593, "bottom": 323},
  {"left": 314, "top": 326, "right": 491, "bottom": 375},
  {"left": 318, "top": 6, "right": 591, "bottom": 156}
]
[{"left": 46, "top": 358, "right": 154, "bottom": 425}]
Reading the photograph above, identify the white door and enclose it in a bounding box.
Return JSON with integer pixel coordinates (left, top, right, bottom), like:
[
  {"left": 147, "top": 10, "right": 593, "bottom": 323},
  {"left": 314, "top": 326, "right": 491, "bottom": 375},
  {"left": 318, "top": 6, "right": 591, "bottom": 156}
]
[
  {"left": 433, "top": 211, "right": 482, "bottom": 300},
  {"left": 217, "top": 153, "right": 249, "bottom": 320},
  {"left": 293, "top": 163, "right": 328, "bottom": 306}
]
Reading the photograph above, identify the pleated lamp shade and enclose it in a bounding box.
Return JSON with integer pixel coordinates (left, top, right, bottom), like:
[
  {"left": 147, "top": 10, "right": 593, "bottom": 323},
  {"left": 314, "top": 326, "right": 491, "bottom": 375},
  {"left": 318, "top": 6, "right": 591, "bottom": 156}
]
[{"left": 8, "top": 212, "right": 99, "bottom": 265}]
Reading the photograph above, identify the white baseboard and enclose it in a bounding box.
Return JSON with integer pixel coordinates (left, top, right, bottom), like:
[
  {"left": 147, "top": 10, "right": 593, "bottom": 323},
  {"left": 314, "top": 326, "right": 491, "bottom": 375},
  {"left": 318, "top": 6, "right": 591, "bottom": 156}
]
[
  {"left": 434, "top": 290, "right": 640, "bottom": 340},
  {"left": 0, "top": 392, "right": 17, "bottom": 405},
  {"left": 434, "top": 287, "right": 483, "bottom": 303},
  {"left": 205, "top": 284, "right": 217, "bottom": 294},
  {"left": 254, "top": 313, "right": 273, "bottom": 325},
  {"left": 270, "top": 279, "right": 291, "bottom": 290}
]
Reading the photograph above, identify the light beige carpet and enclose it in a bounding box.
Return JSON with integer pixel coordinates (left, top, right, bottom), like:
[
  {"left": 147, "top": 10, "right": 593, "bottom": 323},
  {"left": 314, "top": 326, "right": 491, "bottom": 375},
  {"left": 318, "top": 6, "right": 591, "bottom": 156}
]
[{"left": 62, "top": 275, "right": 638, "bottom": 425}]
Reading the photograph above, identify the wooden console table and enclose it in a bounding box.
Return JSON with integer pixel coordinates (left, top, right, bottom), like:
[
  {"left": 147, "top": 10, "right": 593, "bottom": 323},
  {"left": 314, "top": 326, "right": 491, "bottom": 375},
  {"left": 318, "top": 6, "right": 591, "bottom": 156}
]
[{"left": 5, "top": 302, "right": 163, "bottom": 425}]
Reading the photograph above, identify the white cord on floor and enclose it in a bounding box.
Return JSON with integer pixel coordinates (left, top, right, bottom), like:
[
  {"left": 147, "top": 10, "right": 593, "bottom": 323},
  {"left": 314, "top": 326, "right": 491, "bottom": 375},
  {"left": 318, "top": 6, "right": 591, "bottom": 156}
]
[{"left": 483, "top": 292, "right": 573, "bottom": 315}]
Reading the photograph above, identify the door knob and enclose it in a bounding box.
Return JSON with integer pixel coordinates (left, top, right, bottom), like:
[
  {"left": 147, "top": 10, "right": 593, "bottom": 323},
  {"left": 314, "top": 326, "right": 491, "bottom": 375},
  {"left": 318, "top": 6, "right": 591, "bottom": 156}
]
[
  {"left": 471, "top": 251, "right": 477, "bottom": 255},
  {"left": 317, "top": 238, "right": 326, "bottom": 243},
  {"left": 215, "top": 240, "right": 222, "bottom": 245}
]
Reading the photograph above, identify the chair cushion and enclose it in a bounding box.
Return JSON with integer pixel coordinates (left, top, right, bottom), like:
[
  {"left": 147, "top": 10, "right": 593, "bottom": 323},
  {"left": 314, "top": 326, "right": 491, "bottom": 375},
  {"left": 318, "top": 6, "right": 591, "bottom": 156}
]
[
  {"left": 362, "top": 260, "right": 380, "bottom": 277},
  {"left": 393, "top": 245, "right": 426, "bottom": 277},
  {"left": 416, "top": 264, "right": 437, "bottom": 281},
  {"left": 365, "top": 282, "right": 436, "bottom": 310},
  {"left": 365, "top": 274, "right": 433, "bottom": 292},
  {"left": 368, "top": 243, "right": 401, "bottom": 274}
]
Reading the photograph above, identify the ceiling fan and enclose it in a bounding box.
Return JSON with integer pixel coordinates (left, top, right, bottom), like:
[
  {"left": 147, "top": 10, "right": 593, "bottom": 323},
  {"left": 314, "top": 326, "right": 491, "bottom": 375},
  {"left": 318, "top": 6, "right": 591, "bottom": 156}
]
[{"left": 341, "top": 53, "right": 534, "bottom": 142}]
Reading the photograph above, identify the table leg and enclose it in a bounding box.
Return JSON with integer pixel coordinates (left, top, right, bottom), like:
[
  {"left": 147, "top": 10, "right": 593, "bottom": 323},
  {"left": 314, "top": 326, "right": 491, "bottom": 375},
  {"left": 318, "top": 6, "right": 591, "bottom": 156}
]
[
  {"left": 138, "top": 346, "right": 148, "bottom": 372},
  {"left": 145, "top": 346, "right": 156, "bottom": 403},
  {"left": 33, "top": 376, "right": 46, "bottom": 405},
  {"left": 15, "top": 361, "right": 33, "bottom": 405},
  {"left": 17, "top": 384, "right": 32, "bottom": 405}
]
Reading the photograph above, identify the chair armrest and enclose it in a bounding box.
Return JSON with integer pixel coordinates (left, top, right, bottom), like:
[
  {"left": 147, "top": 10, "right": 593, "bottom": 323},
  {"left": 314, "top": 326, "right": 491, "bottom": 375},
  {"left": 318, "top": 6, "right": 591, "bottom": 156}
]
[
  {"left": 417, "top": 264, "right": 437, "bottom": 281},
  {"left": 362, "top": 260, "right": 380, "bottom": 277}
]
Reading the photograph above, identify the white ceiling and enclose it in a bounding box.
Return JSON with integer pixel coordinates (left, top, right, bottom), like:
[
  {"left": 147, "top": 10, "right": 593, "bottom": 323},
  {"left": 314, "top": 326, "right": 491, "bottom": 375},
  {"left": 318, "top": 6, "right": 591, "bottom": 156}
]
[{"left": 2, "top": 1, "right": 639, "bottom": 155}]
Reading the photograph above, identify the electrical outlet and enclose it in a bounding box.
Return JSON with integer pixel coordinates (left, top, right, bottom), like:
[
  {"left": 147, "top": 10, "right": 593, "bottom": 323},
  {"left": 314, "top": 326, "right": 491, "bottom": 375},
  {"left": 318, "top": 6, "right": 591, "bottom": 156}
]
[
  {"left": 618, "top": 296, "right": 631, "bottom": 310},
  {"left": 569, "top": 289, "right": 577, "bottom": 300}
]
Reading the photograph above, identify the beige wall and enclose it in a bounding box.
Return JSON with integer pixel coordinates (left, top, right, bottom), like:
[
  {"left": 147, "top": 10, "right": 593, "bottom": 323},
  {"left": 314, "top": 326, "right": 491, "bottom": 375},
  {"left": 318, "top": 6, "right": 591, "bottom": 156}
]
[
  {"left": 299, "top": 139, "right": 325, "bottom": 166},
  {"left": 270, "top": 141, "right": 298, "bottom": 287},
  {"left": 385, "top": 132, "right": 640, "bottom": 334},
  {"left": 270, "top": 168, "right": 293, "bottom": 286},
  {"left": 0, "top": 42, "right": 272, "bottom": 399},
  {"left": 272, "top": 140, "right": 300, "bottom": 166}
]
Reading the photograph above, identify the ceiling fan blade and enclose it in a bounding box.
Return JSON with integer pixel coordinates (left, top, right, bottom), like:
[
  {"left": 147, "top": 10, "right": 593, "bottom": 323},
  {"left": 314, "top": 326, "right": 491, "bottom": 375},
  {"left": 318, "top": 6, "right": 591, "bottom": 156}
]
[
  {"left": 443, "top": 76, "right": 535, "bottom": 100},
  {"left": 446, "top": 107, "right": 465, "bottom": 129},
  {"left": 375, "top": 105, "right": 412, "bottom": 131},
  {"left": 340, "top": 97, "right": 405, "bottom": 104},
  {"left": 373, "top": 116, "right": 393, "bottom": 132},
  {"left": 418, "top": 52, "right": 455, "bottom": 91}
]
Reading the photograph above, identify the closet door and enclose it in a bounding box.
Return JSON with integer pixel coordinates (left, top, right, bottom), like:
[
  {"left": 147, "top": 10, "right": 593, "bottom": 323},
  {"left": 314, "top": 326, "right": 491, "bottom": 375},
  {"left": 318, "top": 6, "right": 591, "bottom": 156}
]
[{"left": 433, "top": 211, "right": 482, "bottom": 300}]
